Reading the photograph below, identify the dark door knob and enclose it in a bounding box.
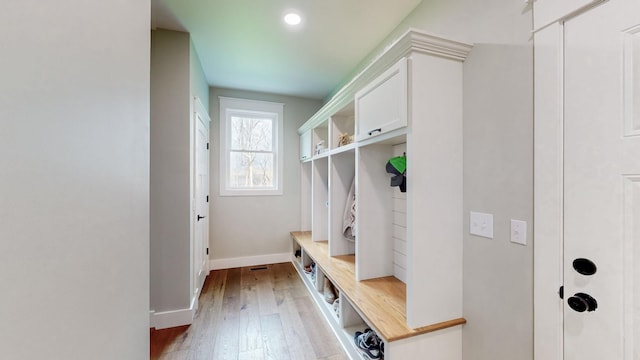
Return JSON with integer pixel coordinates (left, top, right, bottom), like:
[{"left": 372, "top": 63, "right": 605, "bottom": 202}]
[
  {"left": 573, "top": 258, "right": 597, "bottom": 275},
  {"left": 568, "top": 292, "right": 598, "bottom": 312},
  {"left": 197, "top": 215, "right": 206, "bottom": 221}
]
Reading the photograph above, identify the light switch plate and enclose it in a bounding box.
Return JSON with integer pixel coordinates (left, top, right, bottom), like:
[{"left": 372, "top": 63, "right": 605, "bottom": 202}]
[
  {"left": 470, "top": 211, "right": 493, "bottom": 239},
  {"left": 510, "top": 219, "right": 527, "bottom": 245}
]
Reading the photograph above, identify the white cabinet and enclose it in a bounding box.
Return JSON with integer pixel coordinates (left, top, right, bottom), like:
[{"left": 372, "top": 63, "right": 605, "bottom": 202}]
[
  {"left": 295, "top": 28, "right": 472, "bottom": 358},
  {"left": 533, "top": 0, "right": 603, "bottom": 30},
  {"left": 355, "top": 57, "right": 407, "bottom": 142},
  {"left": 300, "top": 129, "right": 312, "bottom": 161}
]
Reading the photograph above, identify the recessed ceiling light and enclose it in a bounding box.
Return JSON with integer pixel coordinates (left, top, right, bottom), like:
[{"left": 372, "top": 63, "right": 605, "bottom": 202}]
[{"left": 284, "top": 12, "right": 302, "bottom": 26}]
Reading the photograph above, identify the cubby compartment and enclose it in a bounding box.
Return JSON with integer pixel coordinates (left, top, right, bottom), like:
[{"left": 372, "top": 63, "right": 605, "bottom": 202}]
[
  {"left": 329, "top": 149, "right": 356, "bottom": 257},
  {"left": 311, "top": 157, "right": 329, "bottom": 241},
  {"left": 390, "top": 143, "right": 407, "bottom": 283},
  {"left": 330, "top": 102, "right": 355, "bottom": 151},
  {"left": 301, "top": 251, "right": 319, "bottom": 289},
  {"left": 355, "top": 136, "right": 406, "bottom": 281},
  {"left": 312, "top": 121, "right": 329, "bottom": 156},
  {"left": 292, "top": 238, "right": 302, "bottom": 266},
  {"left": 340, "top": 296, "right": 382, "bottom": 360},
  {"left": 316, "top": 272, "right": 340, "bottom": 322},
  {"left": 340, "top": 296, "right": 368, "bottom": 339}
]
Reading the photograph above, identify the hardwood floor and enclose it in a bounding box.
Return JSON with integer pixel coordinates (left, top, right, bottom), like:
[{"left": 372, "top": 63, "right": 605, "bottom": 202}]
[{"left": 150, "top": 263, "right": 348, "bottom": 360}]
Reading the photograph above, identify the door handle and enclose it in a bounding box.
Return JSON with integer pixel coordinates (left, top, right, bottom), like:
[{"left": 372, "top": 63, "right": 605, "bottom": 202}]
[
  {"left": 368, "top": 128, "right": 382, "bottom": 136},
  {"left": 573, "top": 258, "right": 597, "bottom": 275},
  {"left": 568, "top": 292, "right": 598, "bottom": 312},
  {"left": 197, "top": 215, "right": 206, "bottom": 221}
]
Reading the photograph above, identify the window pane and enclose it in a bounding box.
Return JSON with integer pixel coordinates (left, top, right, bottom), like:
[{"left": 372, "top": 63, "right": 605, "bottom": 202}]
[
  {"left": 230, "top": 116, "right": 272, "bottom": 151},
  {"left": 229, "top": 151, "right": 274, "bottom": 188}
]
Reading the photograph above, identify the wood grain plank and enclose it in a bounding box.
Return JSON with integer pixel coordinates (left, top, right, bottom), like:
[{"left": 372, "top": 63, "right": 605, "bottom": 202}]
[
  {"left": 260, "top": 314, "right": 291, "bottom": 360},
  {"left": 252, "top": 266, "right": 279, "bottom": 316},
  {"left": 185, "top": 344, "right": 214, "bottom": 360},
  {"left": 238, "top": 348, "right": 265, "bottom": 360},
  {"left": 212, "top": 267, "right": 242, "bottom": 360},
  {"left": 272, "top": 262, "right": 309, "bottom": 299},
  {"left": 276, "top": 288, "right": 318, "bottom": 360},
  {"left": 317, "top": 355, "right": 349, "bottom": 360},
  {"left": 294, "top": 296, "right": 344, "bottom": 359},
  {"left": 239, "top": 267, "right": 263, "bottom": 353},
  {"left": 151, "top": 326, "right": 190, "bottom": 359},
  {"left": 191, "top": 269, "right": 228, "bottom": 358},
  {"left": 158, "top": 349, "right": 189, "bottom": 360}
]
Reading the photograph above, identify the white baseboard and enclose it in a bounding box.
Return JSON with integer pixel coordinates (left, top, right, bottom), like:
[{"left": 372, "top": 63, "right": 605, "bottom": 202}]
[
  {"left": 209, "top": 252, "right": 291, "bottom": 270},
  {"left": 150, "top": 297, "right": 197, "bottom": 329}
]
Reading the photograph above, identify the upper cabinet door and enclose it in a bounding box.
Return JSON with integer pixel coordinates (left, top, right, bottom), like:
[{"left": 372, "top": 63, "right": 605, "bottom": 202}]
[
  {"left": 300, "top": 129, "right": 312, "bottom": 161},
  {"left": 534, "top": 0, "right": 604, "bottom": 30},
  {"left": 355, "top": 57, "right": 408, "bottom": 142}
]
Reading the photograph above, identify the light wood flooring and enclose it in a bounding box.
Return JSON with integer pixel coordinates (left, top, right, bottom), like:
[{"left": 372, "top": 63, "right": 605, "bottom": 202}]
[{"left": 150, "top": 262, "right": 348, "bottom": 360}]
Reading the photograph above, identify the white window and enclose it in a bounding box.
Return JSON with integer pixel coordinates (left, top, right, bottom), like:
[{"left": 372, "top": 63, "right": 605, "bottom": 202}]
[{"left": 219, "top": 97, "right": 284, "bottom": 196}]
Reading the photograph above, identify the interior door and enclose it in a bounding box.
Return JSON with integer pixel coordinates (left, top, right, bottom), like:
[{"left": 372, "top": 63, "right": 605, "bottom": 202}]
[
  {"left": 564, "top": 0, "right": 640, "bottom": 358},
  {"left": 194, "top": 99, "right": 210, "bottom": 302}
]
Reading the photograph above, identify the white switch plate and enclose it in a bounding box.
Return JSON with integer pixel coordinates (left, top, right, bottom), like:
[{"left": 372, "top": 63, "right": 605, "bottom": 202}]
[
  {"left": 510, "top": 219, "right": 527, "bottom": 245},
  {"left": 470, "top": 211, "right": 493, "bottom": 239}
]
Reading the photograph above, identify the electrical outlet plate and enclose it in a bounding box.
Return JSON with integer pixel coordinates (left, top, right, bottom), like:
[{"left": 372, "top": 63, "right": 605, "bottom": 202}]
[
  {"left": 470, "top": 211, "right": 493, "bottom": 239},
  {"left": 510, "top": 219, "right": 527, "bottom": 245}
]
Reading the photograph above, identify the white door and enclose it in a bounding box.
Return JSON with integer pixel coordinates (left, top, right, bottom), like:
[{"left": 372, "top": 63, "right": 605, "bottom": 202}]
[
  {"left": 194, "top": 99, "right": 210, "bottom": 302},
  {"left": 564, "top": 0, "right": 640, "bottom": 358}
]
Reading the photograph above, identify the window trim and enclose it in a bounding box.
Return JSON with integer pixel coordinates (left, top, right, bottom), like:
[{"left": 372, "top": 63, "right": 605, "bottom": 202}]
[{"left": 219, "top": 97, "right": 284, "bottom": 196}]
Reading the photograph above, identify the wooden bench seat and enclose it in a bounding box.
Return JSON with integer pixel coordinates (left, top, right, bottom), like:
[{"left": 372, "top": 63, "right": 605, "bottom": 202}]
[{"left": 291, "top": 231, "right": 466, "bottom": 342}]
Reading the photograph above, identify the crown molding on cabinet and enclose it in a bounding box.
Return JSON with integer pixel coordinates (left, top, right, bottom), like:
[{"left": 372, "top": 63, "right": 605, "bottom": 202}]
[{"left": 297, "top": 28, "right": 472, "bottom": 135}]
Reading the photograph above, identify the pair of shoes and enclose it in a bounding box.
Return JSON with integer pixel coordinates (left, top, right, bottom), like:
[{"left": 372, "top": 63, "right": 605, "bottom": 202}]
[
  {"left": 332, "top": 298, "right": 340, "bottom": 318},
  {"left": 324, "top": 278, "right": 337, "bottom": 303},
  {"left": 354, "top": 328, "right": 382, "bottom": 359},
  {"left": 303, "top": 262, "right": 313, "bottom": 273},
  {"left": 304, "top": 262, "right": 317, "bottom": 282},
  {"left": 304, "top": 262, "right": 316, "bottom": 275}
]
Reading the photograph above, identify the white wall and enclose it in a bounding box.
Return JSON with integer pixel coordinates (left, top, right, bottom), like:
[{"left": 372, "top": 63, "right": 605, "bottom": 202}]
[
  {"left": 0, "top": 1, "right": 150, "bottom": 359},
  {"left": 330, "top": 1, "right": 534, "bottom": 359},
  {"left": 209, "top": 88, "right": 321, "bottom": 263}
]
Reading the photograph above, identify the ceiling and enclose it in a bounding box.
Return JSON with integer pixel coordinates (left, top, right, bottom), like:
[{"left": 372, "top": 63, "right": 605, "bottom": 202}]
[{"left": 151, "top": 0, "right": 423, "bottom": 100}]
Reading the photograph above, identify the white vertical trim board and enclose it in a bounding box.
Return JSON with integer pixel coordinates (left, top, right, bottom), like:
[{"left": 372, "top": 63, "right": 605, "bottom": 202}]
[
  {"left": 209, "top": 252, "right": 291, "bottom": 270},
  {"left": 533, "top": 21, "right": 564, "bottom": 360}
]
